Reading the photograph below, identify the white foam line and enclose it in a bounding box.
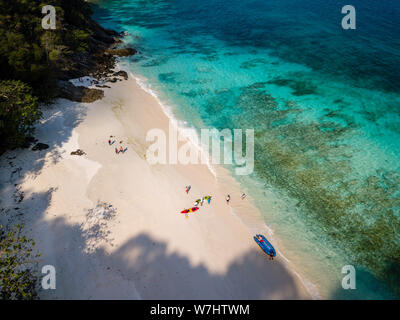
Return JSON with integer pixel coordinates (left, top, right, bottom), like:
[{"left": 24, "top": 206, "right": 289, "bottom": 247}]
[
  {"left": 128, "top": 70, "right": 218, "bottom": 179},
  {"left": 277, "top": 248, "right": 322, "bottom": 300},
  {"left": 259, "top": 223, "right": 321, "bottom": 299},
  {"left": 239, "top": 211, "right": 321, "bottom": 299},
  {"left": 255, "top": 220, "right": 321, "bottom": 299}
]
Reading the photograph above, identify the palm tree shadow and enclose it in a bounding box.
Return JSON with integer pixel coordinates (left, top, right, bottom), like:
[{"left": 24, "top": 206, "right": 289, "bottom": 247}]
[
  {"left": 109, "top": 233, "right": 304, "bottom": 299},
  {"left": 34, "top": 211, "right": 305, "bottom": 299},
  {"left": 2, "top": 98, "right": 86, "bottom": 188}
]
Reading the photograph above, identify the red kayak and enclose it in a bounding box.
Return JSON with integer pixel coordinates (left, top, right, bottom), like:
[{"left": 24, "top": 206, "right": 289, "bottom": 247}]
[{"left": 180, "top": 207, "right": 199, "bottom": 214}]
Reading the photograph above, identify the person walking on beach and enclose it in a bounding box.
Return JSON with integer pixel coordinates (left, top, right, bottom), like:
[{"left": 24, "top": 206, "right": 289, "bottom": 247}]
[
  {"left": 186, "top": 185, "right": 191, "bottom": 194},
  {"left": 226, "top": 194, "right": 230, "bottom": 204},
  {"left": 201, "top": 197, "right": 204, "bottom": 206},
  {"left": 241, "top": 193, "right": 246, "bottom": 200}
]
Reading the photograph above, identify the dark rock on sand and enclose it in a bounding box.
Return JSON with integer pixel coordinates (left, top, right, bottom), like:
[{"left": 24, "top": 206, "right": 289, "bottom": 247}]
[
  {"left": 58, "top": 81, "right": 104, "bottom": 103},
  {"left": 113, "top": 70, "right": 129, "bottom": 80},
  {"left": 57, "top": 51, "right": 117, "bottom": 81},
  {"left": 32, "top": 143, "right": 49, "bottom": 151},
  {"left": 71, "top": 149, "right": 86, "bottom": 156}
]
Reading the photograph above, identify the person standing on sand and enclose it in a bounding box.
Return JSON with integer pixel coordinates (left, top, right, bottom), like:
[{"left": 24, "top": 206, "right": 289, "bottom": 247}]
[
  {"left": 241, "top": 193, "right": 246, "bottom": 200},
  {"left": 186, "top": 185, "right": 191, "bottom": 194},
  {"left": 226, "top": 194, "right": 230, "bottom": 204},
  {"left": 201, "top": 197, "right": 204, "bottom": 206},
  {"left": 269, "top": 253, "right": 274, "bottom": 260}
]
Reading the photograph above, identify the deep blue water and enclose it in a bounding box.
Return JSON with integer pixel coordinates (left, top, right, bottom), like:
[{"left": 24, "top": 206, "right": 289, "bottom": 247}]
[{"left": 92, "top": 0, "right": 400, "bottom": 299}]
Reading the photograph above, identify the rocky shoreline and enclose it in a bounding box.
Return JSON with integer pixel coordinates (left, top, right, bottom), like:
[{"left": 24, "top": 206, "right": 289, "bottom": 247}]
[{"left": 57, "top": 21, "right": 137, "bottom": 103}]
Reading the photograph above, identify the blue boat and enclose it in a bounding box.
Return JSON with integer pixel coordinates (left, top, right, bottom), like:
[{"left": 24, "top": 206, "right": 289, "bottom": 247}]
[{"left": 254, "top": 234, "right": 276, "bottom": 257}]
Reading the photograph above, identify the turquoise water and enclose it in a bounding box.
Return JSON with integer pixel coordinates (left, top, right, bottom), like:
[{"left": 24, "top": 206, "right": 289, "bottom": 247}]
[{"left": 92, "top": 0, "right": 400, "bottom": 299}]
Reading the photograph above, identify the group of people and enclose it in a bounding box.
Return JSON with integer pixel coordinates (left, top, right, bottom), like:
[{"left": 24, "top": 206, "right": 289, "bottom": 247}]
[
  {"left": 108, "top": 136, "right": 128, "bottom": 154},
  {"left": 185, "top": 185, "right": 274, "bottom": 260},
  {"left": 225, "top": 192, "right": 246, "bottom": 204},
  {"left": 115, "top": 146, "right": 128, "bottom": 154},
  {"left": 194, "top": 196, "right": 212, "bottom": 207},
  {"left": 185, "top": 185, "right": 246, "bottom": 206},
  {"left": 185, "top": 186, "right": 212, "bottom": 208}
]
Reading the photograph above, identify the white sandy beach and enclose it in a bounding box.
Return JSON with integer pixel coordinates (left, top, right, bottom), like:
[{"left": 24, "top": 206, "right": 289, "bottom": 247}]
[{"left": 0, "top": 74, "right": 312, "bottom": 299}]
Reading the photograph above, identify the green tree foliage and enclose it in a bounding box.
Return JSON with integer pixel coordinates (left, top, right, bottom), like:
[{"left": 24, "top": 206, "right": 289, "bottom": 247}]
[
  {"left": 0, "top": 0, "right": 95, "bottom": 151},
  {"left": 0, "top": 0, "right": 98, "bottom": 298},
  {"left": 0, "top": 0, "right": 93, "bottom": 99},
  {"left": 0, "top": 80, "right": 41, "bottom": 150},
  {"left": 0, "top": 224, "right": 40, "bottom": 300}
]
